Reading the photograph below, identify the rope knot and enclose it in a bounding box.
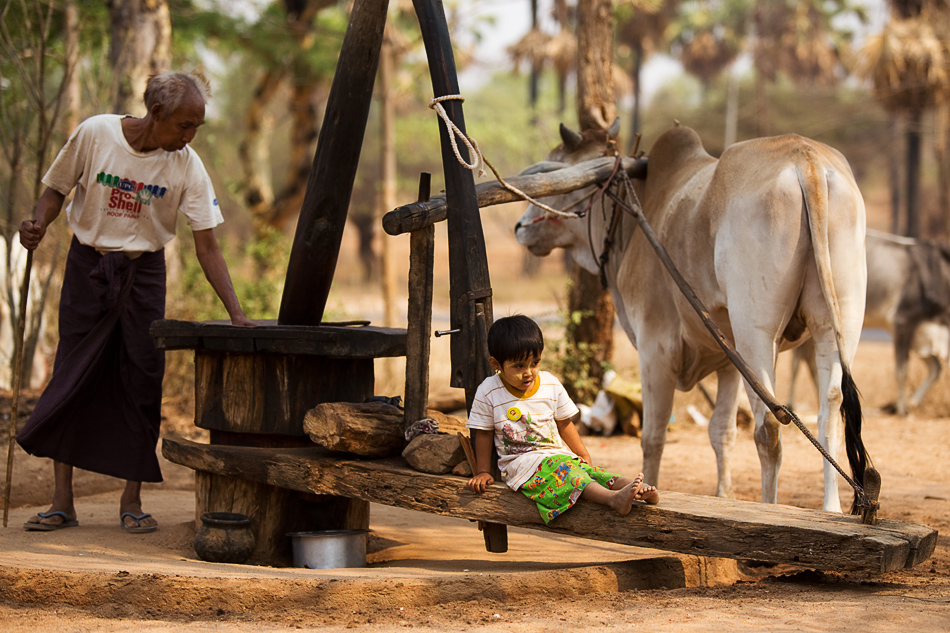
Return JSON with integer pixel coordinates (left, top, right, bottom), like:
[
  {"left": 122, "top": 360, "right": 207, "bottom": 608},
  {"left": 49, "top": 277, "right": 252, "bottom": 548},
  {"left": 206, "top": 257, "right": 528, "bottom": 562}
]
[{"left": 428, "top": 94, "right": 486, "bottom": 178}]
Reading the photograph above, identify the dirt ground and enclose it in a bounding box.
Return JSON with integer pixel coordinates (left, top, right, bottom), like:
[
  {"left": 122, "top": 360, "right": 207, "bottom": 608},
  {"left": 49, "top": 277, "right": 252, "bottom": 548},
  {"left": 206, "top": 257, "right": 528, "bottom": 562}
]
[{"left": 0, "top": 335, "right": 948, "bottom": 632}]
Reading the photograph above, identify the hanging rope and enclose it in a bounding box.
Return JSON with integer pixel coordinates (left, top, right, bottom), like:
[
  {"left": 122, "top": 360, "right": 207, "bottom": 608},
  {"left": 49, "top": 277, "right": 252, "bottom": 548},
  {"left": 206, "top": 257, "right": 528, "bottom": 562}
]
[
  {"left": 428, "top": 94, "right": 582, "bottom": 219},
  {"left": 428, "top": 95, "right": 485, "bottom": 177}
]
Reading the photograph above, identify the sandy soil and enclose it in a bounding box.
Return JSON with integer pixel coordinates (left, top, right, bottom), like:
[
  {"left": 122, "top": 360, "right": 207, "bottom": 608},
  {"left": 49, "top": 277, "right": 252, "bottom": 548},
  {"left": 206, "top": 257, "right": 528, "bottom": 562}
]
[{"left": 0, "top": 336, "right": 948, "bottom": 632}]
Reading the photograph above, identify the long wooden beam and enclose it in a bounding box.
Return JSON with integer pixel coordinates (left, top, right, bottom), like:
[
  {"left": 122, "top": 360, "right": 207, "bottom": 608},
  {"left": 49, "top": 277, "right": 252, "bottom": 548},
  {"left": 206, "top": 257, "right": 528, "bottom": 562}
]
[
  {"left": 382, "top": 156, "right": 648, "bottom": 236},
  {"left": 163, "top": 438, "right": 937, "bottom": 574}
]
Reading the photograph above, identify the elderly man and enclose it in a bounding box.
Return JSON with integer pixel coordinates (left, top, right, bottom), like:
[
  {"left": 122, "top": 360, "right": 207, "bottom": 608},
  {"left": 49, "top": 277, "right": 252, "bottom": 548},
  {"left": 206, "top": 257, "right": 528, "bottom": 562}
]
[{"left": 18, "top": 71, "right": 254, "bottom": 533}]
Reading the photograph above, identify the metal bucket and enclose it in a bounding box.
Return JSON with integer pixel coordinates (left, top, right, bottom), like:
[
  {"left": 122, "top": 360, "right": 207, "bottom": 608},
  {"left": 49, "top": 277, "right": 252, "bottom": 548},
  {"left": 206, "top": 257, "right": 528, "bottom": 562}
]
[{"left": 287, "top": 529, "right": 368, "bottom": 569}]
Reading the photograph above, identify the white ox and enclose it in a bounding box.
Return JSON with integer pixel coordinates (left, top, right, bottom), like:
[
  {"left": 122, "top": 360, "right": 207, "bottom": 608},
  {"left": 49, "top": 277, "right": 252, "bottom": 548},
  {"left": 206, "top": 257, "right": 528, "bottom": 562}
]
[{"left": 515, "top": 122, "right": 871, "bottom": 513}]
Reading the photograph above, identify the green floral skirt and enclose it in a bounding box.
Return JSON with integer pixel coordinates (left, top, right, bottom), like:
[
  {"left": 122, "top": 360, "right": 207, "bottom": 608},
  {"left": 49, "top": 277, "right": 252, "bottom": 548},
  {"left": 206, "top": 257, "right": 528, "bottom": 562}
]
[{"left": 520, "top": 455, "right": 620, "bottom": 524}]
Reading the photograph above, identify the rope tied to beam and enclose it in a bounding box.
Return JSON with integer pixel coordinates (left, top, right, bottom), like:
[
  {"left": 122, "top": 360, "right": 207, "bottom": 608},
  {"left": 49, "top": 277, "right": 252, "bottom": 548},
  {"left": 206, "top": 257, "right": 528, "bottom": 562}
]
[
  {"left": 428, "top": 95, "right": 486, "bottom": 177},
  {"left": 428, "top": 94, "right": 581, "bottom": 219}
]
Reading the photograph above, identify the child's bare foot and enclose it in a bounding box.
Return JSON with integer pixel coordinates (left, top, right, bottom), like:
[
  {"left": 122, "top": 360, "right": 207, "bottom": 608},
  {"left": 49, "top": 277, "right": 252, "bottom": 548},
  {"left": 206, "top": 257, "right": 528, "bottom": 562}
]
[
  {"left": 609, "top": 480, "right": 640, "bottom": 516},
  {"left": 635, "top": 481, "right": 660, "bottom": 505}
]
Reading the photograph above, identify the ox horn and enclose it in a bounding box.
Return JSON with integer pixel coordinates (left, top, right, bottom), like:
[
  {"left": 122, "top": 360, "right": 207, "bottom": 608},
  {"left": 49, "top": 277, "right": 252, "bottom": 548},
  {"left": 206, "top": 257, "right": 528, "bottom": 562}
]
[
  {"left": 608, "top": 117, "right": 620, "bottom": 140},
  {"left": 559, "top": 123, "right": 584, "bottom": 151},
  {"left": 518, "top": 161, "right": 570, "bottom": 176}
]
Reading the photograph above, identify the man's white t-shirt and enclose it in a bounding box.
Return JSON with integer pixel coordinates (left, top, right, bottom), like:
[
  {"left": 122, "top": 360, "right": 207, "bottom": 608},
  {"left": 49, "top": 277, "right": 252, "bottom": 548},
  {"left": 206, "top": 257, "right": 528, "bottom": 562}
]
[
  {"left": 42, "top": 114, "right": 224, "bottom": 254},
  {"left": 466, "top": 371, "right": 580, "bottom": 490}
]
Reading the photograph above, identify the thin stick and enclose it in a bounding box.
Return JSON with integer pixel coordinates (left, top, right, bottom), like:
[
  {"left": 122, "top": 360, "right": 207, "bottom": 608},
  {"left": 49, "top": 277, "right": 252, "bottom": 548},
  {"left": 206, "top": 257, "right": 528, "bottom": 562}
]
[{"left": 4, "top": 249, "right": 33, "bottom": 528}]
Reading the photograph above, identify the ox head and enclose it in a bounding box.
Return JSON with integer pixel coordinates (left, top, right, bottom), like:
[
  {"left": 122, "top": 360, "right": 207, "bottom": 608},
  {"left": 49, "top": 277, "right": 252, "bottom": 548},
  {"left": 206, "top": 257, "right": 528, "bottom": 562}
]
[{"left": 514, "top": 119, "right": 621, "bottom": 273}]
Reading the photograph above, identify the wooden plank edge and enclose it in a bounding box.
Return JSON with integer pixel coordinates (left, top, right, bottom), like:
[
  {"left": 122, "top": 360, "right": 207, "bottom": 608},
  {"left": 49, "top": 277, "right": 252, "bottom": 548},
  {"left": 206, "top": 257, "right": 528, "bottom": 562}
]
[{"left": 161, "top": 438, "right": 937, "bottom": 574}]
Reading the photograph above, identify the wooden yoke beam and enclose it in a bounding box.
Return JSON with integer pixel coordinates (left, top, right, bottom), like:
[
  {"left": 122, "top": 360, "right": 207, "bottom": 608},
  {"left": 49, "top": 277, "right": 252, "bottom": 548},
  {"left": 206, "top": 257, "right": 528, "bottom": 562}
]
[{"left": 383, "top": 157, "right": 648, "bottom": 235}]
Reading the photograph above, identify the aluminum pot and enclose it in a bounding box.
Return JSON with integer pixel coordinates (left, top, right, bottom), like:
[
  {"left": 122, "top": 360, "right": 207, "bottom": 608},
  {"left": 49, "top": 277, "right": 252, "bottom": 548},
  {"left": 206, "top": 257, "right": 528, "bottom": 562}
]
[{"left": 287, "top": 529, "right": 368, "bottom": 569}]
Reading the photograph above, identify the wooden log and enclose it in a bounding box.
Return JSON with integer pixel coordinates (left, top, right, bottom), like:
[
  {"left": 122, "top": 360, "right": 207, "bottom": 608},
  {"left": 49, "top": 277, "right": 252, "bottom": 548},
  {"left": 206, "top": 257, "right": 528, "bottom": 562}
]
[
  {"left": 382, "top": 156, "right": 649, "bottom": 236},
  {"left": 162, "top": 438, "right": 939, "bottom": 575},
  {"left": 278, "top": 0, "right": 389, "bottom": 325},
  {"left": 403, "top": 174, "right": 435, "bottom": 429},
  {"left": 303, "top": 401, "right": 405, "bottom": 457}
]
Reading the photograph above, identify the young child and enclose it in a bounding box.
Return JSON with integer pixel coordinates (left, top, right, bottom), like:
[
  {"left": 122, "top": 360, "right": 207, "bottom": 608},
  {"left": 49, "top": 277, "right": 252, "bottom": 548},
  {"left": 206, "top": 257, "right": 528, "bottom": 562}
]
[{"left": 466, "top": 315, "right": 658, "bottom": 524}]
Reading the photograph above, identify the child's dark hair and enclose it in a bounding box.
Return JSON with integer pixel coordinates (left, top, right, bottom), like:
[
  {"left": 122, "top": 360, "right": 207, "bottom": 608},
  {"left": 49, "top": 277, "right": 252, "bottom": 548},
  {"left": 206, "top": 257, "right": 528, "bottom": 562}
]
[{"left": 487, "top": 315, "right": 544, "bottom": 365}]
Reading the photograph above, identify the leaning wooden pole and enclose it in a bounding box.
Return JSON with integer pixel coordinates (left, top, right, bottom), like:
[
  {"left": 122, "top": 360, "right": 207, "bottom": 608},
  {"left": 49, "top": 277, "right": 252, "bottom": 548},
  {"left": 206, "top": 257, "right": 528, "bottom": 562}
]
[
  {"left": 412, "top": 0, "right": 506, "bottom": 553},
  {"left": 278, "top": 0, "right": 389, "bottom": 325},
  {"left": 3, "top": 250, "right": 32, "bottom": 528}
]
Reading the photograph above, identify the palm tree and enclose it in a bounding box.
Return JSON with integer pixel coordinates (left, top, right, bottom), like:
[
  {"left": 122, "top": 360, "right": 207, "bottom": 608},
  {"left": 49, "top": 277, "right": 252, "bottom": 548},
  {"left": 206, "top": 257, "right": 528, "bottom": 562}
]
[
  {"left": 507, "top": 0, "right": 577, "bottom": 116},
  {"left": 615, "top": 0, "right": 678, "bottom": 148},
  {"left": 853, "top": 2, "right": 950, "bottom": 237},
  {"left": 670, "top": 0, "right": 749, "bottom": 146},
  {"left": 751, "top": 0, "right": 864, "bottom": 136}
]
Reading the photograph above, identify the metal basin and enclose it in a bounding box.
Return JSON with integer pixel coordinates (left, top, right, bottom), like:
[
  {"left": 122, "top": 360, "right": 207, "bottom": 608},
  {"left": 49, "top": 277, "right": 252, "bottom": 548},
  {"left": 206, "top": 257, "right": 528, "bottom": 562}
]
[{"left": 287, "top": 529, "right": 368, "bottom": 569}]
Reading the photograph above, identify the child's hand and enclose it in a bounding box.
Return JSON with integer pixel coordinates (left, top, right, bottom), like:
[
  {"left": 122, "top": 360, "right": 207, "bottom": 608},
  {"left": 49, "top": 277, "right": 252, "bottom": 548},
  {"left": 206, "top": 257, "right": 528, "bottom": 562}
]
[{"left": 468, "top": 472, "right": 494, "bottom": 493}]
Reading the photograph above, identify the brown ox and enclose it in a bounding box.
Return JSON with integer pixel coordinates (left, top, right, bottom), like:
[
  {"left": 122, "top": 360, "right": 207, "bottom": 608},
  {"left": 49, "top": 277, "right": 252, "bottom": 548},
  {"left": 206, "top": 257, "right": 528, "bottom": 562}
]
[{"left": 515, "top": 123, "right": 870, "bottom": 513}]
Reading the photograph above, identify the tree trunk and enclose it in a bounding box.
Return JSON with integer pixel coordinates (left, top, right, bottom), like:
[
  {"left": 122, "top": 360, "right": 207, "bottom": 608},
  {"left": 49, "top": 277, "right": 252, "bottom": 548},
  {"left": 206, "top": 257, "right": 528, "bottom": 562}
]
[
  {"left": 564, "top": 266, "right": 615, "bottom": 404},
  {"left": 268, "top": 79, "right": 321, "bottom": 229},
  {"left": 568, "top": 0, "right": 616, "bottom": 403},
  {"left": 627, "top": 42, "right": 642, "bottom": 154},
  {"left": 575, "top": 0, "right": 616, "bottom": 132},
  {"left": 64, "top": 0, "right": 81, "bottom": 134},
  {"left": 906, "top": 109, "right": 922, "bottom": 238},
  {"left": 240, "top": 70, "right": 283, "bottom": 225},
  {"left": 754, "top": 68, "right": 770, "bottom": 137},
  {"left": 889, "top": 115, "right": 902, "bottom": 235},
  {"left": 108, "top": 0, "right": 172, "bottom": 116},
  {"left": 724, "top": 64, "right": 739, "bottom": 148}
]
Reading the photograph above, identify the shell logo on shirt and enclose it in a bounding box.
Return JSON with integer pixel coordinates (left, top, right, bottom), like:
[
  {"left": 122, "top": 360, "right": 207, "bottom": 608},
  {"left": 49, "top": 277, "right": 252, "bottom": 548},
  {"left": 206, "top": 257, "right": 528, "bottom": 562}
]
[{"left": 97, "top": 171, "right": 167, "bottom": 219}]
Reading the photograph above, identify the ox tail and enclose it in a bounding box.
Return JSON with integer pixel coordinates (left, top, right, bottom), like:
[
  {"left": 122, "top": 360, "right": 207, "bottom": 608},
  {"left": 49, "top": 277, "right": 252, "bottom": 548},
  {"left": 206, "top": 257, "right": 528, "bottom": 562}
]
[
  {"left": 797, "top": 160, "right": 871, "bottom": 514},
  {"left": 842, "top": 369, "right": 869, "bottom": 513}
]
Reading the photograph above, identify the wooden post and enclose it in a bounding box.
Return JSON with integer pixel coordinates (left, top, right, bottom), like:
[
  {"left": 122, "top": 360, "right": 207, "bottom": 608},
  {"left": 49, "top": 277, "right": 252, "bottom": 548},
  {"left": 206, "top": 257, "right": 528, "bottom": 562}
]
[
  {"left": 412, "top": 0, "right": 506, "bottom": 552},
  {"left": 404, "top": 174, "right": 434, "bottom": 429},
  {"left": 279, "top": 0, "right": 389, "bottom": 326}
]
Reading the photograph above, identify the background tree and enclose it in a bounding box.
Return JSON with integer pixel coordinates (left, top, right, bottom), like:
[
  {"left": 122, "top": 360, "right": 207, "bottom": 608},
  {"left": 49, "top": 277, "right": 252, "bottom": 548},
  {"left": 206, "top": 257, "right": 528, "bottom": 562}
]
[
  {"left": 108, "top": 0, "right": 172, "bottom": 115},
  {"left": 0, "top": 0, "right": 87, "bottom": 390},
  {"left": 615, "top": 0, "right": 677, "bottom": 148},
  {"left": 670, "top": 0, "right": 748, "bottom": 147},
  {"left": 751, "top": 0, "right": 863, "bottom": 136},
  {"left": 854, "top": 0, "right": 950, "bottom": 238},
  {"left": 561, "top": 0, "right": 617, "bottom": 404}
]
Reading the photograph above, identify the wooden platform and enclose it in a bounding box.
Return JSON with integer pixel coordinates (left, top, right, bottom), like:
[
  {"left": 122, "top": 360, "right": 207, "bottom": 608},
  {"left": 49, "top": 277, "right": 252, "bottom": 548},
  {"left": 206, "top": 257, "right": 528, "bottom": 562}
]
[{"left": 163, "top": 438, "right": 937, "bottom": 575}]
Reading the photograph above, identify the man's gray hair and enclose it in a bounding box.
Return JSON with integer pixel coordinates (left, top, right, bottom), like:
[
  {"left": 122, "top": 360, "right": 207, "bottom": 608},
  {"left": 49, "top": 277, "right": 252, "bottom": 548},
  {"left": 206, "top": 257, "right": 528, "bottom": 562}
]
[{"left": 143, "top": 71, "right": 211, "bottom": 114}]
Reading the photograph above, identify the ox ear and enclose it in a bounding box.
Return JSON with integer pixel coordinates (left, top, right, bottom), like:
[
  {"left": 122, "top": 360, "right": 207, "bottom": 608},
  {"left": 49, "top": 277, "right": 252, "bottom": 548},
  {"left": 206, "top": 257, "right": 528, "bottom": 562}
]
[
  {"left": 518, "top": 161, "right": 570, "bottom": 176},
  {"left": 607, "top": 117, "right": 621, "bottom": 141},
  {"left": 559, "top": 123, "right": 584, "bottom": 151}
]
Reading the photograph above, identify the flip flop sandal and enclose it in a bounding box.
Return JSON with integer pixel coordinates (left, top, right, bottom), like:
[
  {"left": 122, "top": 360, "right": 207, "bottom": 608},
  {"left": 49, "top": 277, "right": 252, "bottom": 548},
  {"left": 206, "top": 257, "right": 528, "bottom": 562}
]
[
  {"left": 24, "top": 510, "right": 79, "bottom": 531},
  {"left": 120, "top": 512, "right": 158, "bottom": 534}
]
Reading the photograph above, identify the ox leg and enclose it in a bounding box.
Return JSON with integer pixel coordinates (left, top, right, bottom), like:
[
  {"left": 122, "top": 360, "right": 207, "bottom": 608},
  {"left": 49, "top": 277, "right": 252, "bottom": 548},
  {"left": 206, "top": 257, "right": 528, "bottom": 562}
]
[
  {"left": 639, "top": 369, "right": 677, "bottom": 489},
  {"left": 909, "top": 355, "right": 941, "bottom": 409},
  {"left": 708, "top": 367, "right": 742, "bottom": 498},
  {"left": 751, "top": 395, "right": 782, "bottom": 505},
  {"left": 893, "top": 324, "right": 915, "bottom": 417},
  {"left": 785, "top": 338, "right": 818, "bottom": 411},
  {"left": 813, "top": 357, "right": 846, "bottom": 513}
]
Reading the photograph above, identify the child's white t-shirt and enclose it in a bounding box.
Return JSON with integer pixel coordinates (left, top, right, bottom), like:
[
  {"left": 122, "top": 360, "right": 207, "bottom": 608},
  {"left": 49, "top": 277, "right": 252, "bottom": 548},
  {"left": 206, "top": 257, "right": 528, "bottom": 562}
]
[
  {"left": 42, "top": 114, "right": 224, "bottom": 254},
  {"left": 466, "top": 371, "right": 580, "bottom": 490}
]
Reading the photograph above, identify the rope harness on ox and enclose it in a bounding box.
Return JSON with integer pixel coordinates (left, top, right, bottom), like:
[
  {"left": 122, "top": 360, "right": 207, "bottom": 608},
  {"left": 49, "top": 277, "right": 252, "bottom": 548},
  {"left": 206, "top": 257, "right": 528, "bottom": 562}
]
[{"left": 428, "top": 96, "right": 880, "bottom": 523}]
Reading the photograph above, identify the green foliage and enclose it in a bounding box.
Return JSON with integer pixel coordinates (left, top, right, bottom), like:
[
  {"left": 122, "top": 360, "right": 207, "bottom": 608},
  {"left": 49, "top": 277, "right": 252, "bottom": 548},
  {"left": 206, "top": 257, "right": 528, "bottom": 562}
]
[
  {"left": 171, "top": 225, "right": 287, "bottom": 322},
  {"left": 542, "top": 309, "right": 613, "bottom": 405}
]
